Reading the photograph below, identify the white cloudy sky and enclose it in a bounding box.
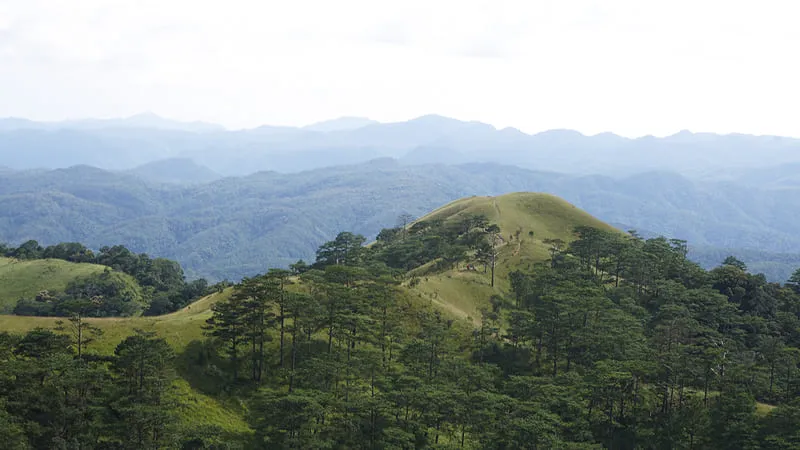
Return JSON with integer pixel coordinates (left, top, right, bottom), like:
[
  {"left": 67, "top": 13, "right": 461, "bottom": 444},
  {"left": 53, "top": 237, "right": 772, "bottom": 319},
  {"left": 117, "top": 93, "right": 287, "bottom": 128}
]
[{"left": 1, "top": 0, "right": 798, "bottom": 136}]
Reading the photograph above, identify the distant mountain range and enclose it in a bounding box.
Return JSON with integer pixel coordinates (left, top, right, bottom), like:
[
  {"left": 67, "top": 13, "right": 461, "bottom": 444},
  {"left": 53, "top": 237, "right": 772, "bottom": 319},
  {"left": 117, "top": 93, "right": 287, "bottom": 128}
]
[
  {"left": 0, "top": 112, "right": 224, "bottom": 133},
  {"left": 126, "top": 158, "right": 223, "bottom": 185},
  {"left": 2, "top": 114, "right": 800, "bottom": 177},
  {"left": 303, "top": 117, "right": 379, "bottom": 132},
  {"left": 0, "top": 161, "right": 798, "bottom": 282}
]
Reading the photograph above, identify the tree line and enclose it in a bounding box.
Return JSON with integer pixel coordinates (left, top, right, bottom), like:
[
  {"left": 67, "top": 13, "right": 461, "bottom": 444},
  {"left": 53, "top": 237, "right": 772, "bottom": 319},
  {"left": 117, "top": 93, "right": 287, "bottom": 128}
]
[{"left": 3, "top": 240, "right": 211, "bottom": 316}]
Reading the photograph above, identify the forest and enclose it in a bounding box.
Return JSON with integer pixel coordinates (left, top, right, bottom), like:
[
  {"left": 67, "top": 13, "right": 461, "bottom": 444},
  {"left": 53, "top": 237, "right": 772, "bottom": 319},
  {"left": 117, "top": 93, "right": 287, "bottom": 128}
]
[{"left": 2, "top": 214, "right": 800, "bottom": 449}]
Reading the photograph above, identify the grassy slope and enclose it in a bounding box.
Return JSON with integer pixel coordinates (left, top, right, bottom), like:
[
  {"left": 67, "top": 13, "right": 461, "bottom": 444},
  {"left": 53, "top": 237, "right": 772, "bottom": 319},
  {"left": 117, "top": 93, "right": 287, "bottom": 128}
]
[
  {"left": 0, "top": 257, "right": 108, "bottom": 313},
  {"left": 407, "top": 192, "right": 619, "bottom": 320},
  {"left": 0, "top": 289, "right": 251, "bottom": 435}
]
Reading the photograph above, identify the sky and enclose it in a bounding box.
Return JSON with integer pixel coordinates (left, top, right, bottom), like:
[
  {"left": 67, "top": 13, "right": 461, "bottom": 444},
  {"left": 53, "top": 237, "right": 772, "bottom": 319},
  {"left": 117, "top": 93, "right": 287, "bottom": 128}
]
[{"left": 1, "top": 0, "right": 799, "bottom": 137}]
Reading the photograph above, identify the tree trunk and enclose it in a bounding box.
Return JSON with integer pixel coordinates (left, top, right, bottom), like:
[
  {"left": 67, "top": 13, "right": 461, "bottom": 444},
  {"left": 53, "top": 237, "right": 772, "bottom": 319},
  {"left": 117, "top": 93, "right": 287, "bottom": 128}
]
[
  {"left": 535, "top": 335, "right": 543, "bottom": 368},
  {"left": 429, "top": 341, "right": 437, "bottom": 381},
  {"left": 769, "top": 360, "right": 775, "bottom": 395},
  {"left": 328, "top": 323, "right": 334, "bottom": 354},
  {"left": 232, "top": 338, "right": 239, "bottom": 381},
  {"left": 76, "top": 319, "right": 83, "bottom": 360},
  {"left": 251, "top": 332, "right": 257, "bottom": 382},
  {"left": 381, "top": 305, "right": 388, "bottom": 368},
  {"left": 279, "top": 303, "right": 285, "bottom": 368},
  {"left": 491, "top": 253, "right": 496, "bottom": 287},
  {"left": 289, "top": 312, "right": 298, "bottom": 392}
]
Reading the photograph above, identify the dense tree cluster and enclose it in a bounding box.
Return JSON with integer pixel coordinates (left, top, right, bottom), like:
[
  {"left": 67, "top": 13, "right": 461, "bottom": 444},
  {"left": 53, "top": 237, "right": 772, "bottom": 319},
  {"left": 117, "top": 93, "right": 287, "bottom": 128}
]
[
  {"left": 372, "top": 214, "right": 501, "bottom": 277},
  {"left": 0, "top": 329, "right": 181, "bottom": 449},
  {"left": 4, "top": 223, "right": 800, "bottom": 448},
  {"left": 4, "top": 241, "right": 210, "bottom": 316}
]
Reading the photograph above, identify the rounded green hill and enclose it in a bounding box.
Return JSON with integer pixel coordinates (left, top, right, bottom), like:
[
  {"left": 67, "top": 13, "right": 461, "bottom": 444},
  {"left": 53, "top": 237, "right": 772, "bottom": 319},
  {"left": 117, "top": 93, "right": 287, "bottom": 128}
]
[
  {"left": 0, "top": 257, "right": 109, "bottom": 313},
  {"left": 407, "top": 192, "right": 620, "bottom": 321}
]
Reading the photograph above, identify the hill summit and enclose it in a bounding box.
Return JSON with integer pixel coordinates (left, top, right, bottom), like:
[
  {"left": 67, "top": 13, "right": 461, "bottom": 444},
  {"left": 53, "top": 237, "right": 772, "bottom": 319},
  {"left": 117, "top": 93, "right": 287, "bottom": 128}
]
[{"left": 400, "top": 193, "right": 619, "bottom": 320}]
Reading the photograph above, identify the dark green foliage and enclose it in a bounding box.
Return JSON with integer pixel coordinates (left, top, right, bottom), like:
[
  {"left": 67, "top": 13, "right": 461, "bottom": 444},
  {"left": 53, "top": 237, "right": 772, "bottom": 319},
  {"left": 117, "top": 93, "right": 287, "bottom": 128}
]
[
  {"left": 42, "top": 242, "right": 96, "bottom": 263},
  {"left": 314, "top": 232, "right": 367, "bottom": 267},
  {"left": 372, "top": 213, "right": 493, "bottom": 272},
  {"left": 250, "top": 389, "right": 330, "bottom": 448},
  {"left": 289, "top": 259, "right": 309, "bottom": 275},
  {"left": 0, "top": 402, "right": 28, "bottom": 450},
  {"left": 108, "top": 331, "right": 178, "bottom": 448},
  {"left": 724, "top": 255, "right": 749, "bottom": 271},
  {"left": 760, "top": 400, "right": 800, "bottom": 449},
  {"left": 710, "top": 389, "right": 760, "bottom": 450},
  {"left": 789, "top": 268, "right": 800, "bottom": 293},
  {"left": 14, "top": 270, "right": 146, "bottom": 317},
  {"left": 8, "top": 240, "right": 43, "bottom": 260},
  {"left": 0, "top": 328, "right": 180, "bottom": 449},
  {"left": 66, "top": 270, "right": 147, "bottom": 316}
]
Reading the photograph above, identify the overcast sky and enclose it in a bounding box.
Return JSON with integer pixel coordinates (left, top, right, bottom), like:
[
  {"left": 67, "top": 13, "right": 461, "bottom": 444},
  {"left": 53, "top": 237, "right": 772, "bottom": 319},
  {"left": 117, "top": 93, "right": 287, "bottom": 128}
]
[{"left": 1, "top": 0, "right": 798, "bottom": 137}]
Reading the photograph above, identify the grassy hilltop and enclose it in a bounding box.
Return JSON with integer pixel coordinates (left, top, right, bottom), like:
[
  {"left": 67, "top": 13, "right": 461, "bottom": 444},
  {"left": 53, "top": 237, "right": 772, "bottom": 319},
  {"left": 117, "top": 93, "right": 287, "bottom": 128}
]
[
  {"left": 406, "top": 192, "right": 619, "bottom": 320},
  {"left": 0, "top": 257, "right": 108, "bottom": 312}
]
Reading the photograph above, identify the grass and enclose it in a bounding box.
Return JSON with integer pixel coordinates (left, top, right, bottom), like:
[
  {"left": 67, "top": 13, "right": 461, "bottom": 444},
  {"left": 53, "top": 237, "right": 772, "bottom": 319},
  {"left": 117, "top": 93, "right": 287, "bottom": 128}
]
[
  {"left": 0, "top": 288, "right": 230, "bottom": 353},
  {"left": 756, "top": 401, "right": 777, "bottom": 417},
  {"left": 173, "top": 378, "right": 252, "bottom": 436},
  {"left": 418, "top": 192, "right": 617, "bottom": 241},
  {"left": 408, "top": 193, "right": 620, "bottom": 321},
  {"left": 411, "top": 270, "right": 499, "bottom": 322},
  {"left": 0, "top": 257, "right": 108, "bottom": 313}
]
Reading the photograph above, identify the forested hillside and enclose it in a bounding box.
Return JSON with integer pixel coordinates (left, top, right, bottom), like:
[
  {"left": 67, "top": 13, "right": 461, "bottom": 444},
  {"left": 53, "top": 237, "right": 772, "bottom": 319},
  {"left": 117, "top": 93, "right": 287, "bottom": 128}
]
[
  {"left": 2, "top": 194, "right": 800, "bottom": 448},
  {"left": 1, "top": 163, "right": 798, "bottom": 282}
]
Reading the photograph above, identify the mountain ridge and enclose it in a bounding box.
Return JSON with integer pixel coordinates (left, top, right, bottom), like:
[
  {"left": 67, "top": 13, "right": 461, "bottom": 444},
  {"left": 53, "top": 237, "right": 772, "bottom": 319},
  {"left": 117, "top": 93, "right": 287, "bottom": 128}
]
[
  {"left": 126, "top": 158, "right": 223, "bottom": 185},
  {"left": 0, "top": 112, "right": 224, "bottom": 133},
  {"left": 3, "top": 114, "right": 800, "bottom": 176}
]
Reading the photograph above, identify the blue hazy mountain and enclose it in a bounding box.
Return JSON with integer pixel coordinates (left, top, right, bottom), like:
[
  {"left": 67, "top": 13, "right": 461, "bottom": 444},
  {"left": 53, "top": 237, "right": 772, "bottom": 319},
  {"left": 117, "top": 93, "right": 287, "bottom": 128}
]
[{"left": 2, "top": 114, "right": 800, "bottom": 177}]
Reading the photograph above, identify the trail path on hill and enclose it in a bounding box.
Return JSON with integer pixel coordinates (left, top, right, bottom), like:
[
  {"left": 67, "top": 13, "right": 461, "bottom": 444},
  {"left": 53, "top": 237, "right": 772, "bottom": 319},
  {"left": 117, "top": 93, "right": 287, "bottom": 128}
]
[{"left": 428, "top": 293, "right": 475, "bottom": 323}]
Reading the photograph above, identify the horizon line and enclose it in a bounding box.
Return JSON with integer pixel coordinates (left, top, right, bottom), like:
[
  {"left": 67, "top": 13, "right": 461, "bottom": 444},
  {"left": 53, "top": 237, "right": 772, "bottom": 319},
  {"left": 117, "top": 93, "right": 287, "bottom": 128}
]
[{"left": 2, "top": 112, "right": 799, "bottom": 141}]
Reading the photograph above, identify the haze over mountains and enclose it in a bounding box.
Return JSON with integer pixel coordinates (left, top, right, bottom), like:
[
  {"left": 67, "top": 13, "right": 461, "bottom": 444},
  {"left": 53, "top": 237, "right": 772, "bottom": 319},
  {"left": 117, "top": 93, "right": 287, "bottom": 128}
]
[
  {"left": 0, "top": 112, "right": 225, "bottom": 133},
  {"left": 1, "top": 160, "right": 798, "bottom": 282},
  {"left": 3, "top": 113, "right": 800, "bottom": 177}
]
